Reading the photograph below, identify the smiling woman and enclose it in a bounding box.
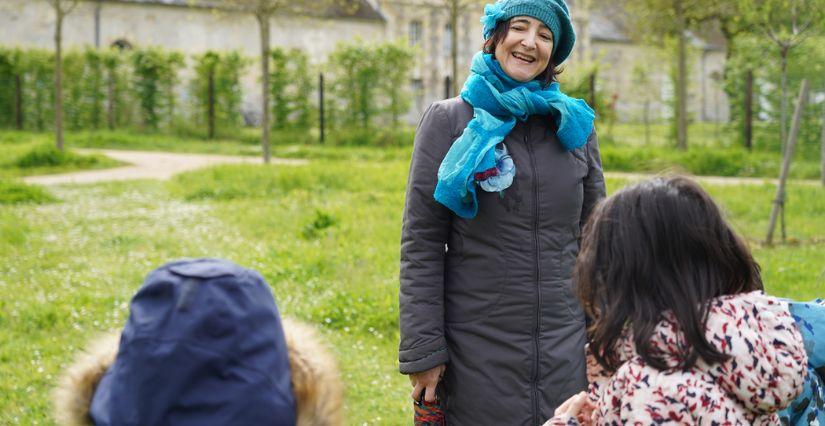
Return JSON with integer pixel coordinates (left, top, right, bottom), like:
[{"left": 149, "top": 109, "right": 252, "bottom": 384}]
[
  {"left": 398, "top": 0, "right": 604, "bottom": 424},
  {"left": 486, "top": 16, "right": 555, "bottom": 83}
]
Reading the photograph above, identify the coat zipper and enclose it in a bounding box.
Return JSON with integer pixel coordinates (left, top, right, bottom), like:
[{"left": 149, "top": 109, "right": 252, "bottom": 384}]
[{"left": 526, "top": 122, "right": 541, "bottom": 426}]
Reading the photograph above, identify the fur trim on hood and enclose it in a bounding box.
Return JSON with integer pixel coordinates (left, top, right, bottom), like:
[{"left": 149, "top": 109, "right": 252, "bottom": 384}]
[{"left": 53, "top": 317, "right": 344, "bottom": 426}]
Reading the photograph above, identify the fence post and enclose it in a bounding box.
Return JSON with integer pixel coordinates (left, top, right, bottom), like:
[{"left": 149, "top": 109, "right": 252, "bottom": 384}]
[{"left": 319, "top": 73, "right": 325, "bottom": 144}]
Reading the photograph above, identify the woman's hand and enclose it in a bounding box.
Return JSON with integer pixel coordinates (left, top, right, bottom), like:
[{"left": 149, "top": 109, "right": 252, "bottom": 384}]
[
  {"left": 553, "top": 391, "right": 594, "bottom": 425},
  {"left": 409, "top": 364, "right": 446, "bottom": 403}
]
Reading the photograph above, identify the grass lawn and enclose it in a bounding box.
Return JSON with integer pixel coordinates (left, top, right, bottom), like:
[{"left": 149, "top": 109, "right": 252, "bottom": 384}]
[
  {"left": 0, "top": 149, "right": 823, "bottom": 424},
  {"left": 3, "top": 124, "right": 822, "bottom": 180}
]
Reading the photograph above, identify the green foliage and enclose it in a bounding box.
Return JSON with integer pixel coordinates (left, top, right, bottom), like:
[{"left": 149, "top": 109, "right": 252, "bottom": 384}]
[
  {"left": 0, "top": 179, "right": 54, "bottom": 205},
  {"left": 559, "top": 62, "right": 611, "bottom": 124},
  {"left": 0, "top": 150, "right": 823, "bottom": 423},
  {"left": 0, "top": 153, "right": 825, "bottom": 425},
  {"left": 725, "top": 34, "right": 825, "bottom": 157},
  {"left": 12, "top": 144, "right": 107, "bottom": 169},
  {"left": 327, "top": 126, "right": 415, "bottom": 146},
  {"left": 191, "top": 50, "right": 248, "bottom": 137},
  {"left": 375, "top": 41, "right": 415, "bottom": 128},
  {"left": 270, "top": 47, "right": 314, "bottom": 130},
  {"left": 302, "top": 209, "right": 337, "bottom": 239},
  {"left": 0, "top": 47, "right": 25, "bottom": 129},
  {"left": 326, "top": 39, "right": 415, "bottom": 130},
  {"left": 101, "top": 48, "right": 134, "bottom": 129},
  {"left": 23, "top": 49, "right": 55, "bottom": 132},
  {"left": 131, "top": 47, "right": 184, "bottom": 129},
  {"left": 599, "top": 144, "right": 820, "bottom": 179}
]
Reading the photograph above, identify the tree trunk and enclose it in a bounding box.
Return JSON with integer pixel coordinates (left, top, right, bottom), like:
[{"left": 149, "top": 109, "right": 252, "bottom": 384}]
[
  {"left": 55, "top": 7, "right": 65, "bottom": 151},
  {"left": 744, "top": 69, "right": 753, "bottom": 150},
  {"left": 779, "top": 48, "right": 789, "bottom": 155},
  {"left": 766, "top": 79, "right": 809, "bottom": 245},
  {"left": 258, "top": 14, "right": 271, "bottom": 163},
  {"left": 675, "top": 10, "right": 688, "bottom": 150},
  {"left": 14, "top": 74, "right": 23, "bottom": 130},
  {"left": 643, "top": 99, "right": 650, "bottom": 145},
  {"left": 319, "top": 73, "right": 325, "bottom": 144},
  {"left": 450, "top": 1, "right": 459, "bottom": 97},
  {"left": 207, "top": 65, "right": 215, "bottom": 139},
  {"left": 107, "top": 67, "right": 116, "bottom": 130}
]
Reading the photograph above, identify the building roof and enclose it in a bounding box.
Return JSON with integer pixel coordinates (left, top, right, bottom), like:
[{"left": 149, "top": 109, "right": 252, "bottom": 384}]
[
  {"left": 103, "top": 0, "right": 385, "bottom": 21},
  {"left": 587, "top": 5, "right": 726, "bottom": 51}
]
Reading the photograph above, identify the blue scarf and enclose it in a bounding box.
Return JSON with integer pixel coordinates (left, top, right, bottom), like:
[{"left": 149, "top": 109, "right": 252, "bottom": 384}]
[{"left": 434, "top": 52, "right": 595, "bottom": 219}]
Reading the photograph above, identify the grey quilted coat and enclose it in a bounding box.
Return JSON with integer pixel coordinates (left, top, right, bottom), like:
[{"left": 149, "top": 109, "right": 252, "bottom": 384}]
[{"left": 399, "top": 97, "right": 606, "bottom": 425}]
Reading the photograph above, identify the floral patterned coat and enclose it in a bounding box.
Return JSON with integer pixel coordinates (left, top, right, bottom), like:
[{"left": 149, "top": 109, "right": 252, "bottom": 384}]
[{"left": 545, "top": 291, "right": 808, "bottom": 425}]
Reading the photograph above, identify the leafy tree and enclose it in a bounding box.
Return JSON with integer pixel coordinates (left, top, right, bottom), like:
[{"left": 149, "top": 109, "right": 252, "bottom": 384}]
[
  {"left": 192, "top": 50, "right": 248, "bottom": 138},
  {"left": 376, "top": 40, "right": 414, "bottom": 128},
  {"left": 328, "top": 41, "right": 380, "bottom": 129},
  {"left": 131, "top": 48, "right": 184, "bottom": 130},
  {"left": 101, "top": 47, "right": 131, "bottom": 130},
  {"left": 738, "top": 0, "right": 825, "bottom": 154},
  {"left": 269, "top": 47, "right": 313, "bottom": 130},
  {"left": 0, "top": 48, "right": 26, "bottom": 129},
  {"left": 608, "top": 0, "right": 717, "bottom": 149},
  {"left": 25, "top": 50, "right": 56, "bottom": 131},
  {"left": 629, "top": 60, "right": 661, "bottom": 145}
]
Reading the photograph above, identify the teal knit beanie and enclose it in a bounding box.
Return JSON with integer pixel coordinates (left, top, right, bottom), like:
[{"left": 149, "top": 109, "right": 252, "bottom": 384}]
[{"left": 481, "top": 0, "right": 576, "bottom": 64}]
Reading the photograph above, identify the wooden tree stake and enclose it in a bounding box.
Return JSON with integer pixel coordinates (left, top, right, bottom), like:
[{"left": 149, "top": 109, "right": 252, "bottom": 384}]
[{"left": 766, "top": 79, "right": 809, "bottom": 245}]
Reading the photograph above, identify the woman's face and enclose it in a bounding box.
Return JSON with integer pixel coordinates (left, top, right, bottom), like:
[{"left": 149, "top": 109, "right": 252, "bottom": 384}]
[{"left": 494, "top": 16, "right": 554, "bottom": 82}]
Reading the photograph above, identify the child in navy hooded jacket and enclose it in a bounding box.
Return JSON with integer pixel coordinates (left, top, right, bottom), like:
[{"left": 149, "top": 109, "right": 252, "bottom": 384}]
[{"left": 53, "top": 258, "right": 343, "bottom": 426}]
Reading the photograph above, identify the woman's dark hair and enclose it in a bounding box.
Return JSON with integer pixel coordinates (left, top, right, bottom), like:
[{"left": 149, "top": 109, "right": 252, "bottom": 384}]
[
  {"left": 482, "top": 19, "right": 562, "bottom": 87},
  {"left": 575, "top": 176, "right": 763, "bottom": 373}
]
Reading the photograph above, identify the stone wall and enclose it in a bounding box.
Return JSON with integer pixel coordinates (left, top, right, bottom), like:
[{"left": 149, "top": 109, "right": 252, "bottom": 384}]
[
  {"left": 0, "top": 0, "right": 730, "bottom": 125},
  {"left": 0, "top": 0, "right": 385, "bottom": 124}
]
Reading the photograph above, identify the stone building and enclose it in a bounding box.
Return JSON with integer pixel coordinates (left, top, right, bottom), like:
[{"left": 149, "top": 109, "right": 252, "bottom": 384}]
[{"left": 0, "top": 0, "right": 729, "bottom": 124}]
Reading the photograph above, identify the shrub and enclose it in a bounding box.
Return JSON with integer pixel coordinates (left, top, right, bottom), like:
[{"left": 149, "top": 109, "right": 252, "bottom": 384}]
[
  {"left": 191, "top": 50, "right": 248, "bottom": 138},
  {"left": 325, "top": 39, "right": 414, "bottom": 131},
  {"left": 270, "top": 47, "right": 314, "bottom": 130},
  {"left": 131, "top": 47, "right": 184, "bottom": 129},
  {"left": 14, "top": 144, "right": 102, "bottom": 168},
  {"left": 0, "top": 179, "right": 55, "bottom": 204}
]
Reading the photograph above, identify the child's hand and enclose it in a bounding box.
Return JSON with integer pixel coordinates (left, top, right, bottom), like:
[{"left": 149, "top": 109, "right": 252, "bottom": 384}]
[
  {"left": 409, "top": 364, "right": 445, "bottom": 403},
  {"left": 554, "top": 391, "right": 594, "bottom": 425}
]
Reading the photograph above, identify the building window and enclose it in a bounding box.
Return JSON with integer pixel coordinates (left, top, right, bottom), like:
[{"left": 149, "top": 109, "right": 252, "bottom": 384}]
[
  {"left": 443, "top": 23, "right": 453, "bottom": 56},
  {"left": 409, "top": 20, "right": 422, "bottom": 46}
]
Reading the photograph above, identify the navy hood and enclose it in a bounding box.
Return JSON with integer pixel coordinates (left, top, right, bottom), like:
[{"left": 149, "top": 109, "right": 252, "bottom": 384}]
[{"left": 90, "top": 258, "right": 296, "bottom": 425}]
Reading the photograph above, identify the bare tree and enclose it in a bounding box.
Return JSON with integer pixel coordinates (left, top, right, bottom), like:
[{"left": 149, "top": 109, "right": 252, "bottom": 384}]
[
  {"left": 229, "top": 0, "right": 352, "bottom": 163},
  {"left": 441, "top": 0, "right": 486, "bottom": 97},
  {"left": 46, "top": 0, "right": 79, "bottom": 151}
]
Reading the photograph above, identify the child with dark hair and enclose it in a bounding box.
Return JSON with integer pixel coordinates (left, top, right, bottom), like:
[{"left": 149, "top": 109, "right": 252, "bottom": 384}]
[
  {"left": 544, "top": 176, "right": 812, "bottom": 425},
  {"left": 52, "top": 258, "right": 343, "bottom": 426}
]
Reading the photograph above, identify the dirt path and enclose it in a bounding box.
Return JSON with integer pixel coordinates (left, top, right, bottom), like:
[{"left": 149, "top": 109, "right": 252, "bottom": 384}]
[{"left": 23, "top": 149, "right": 307, "bottom": 185}]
